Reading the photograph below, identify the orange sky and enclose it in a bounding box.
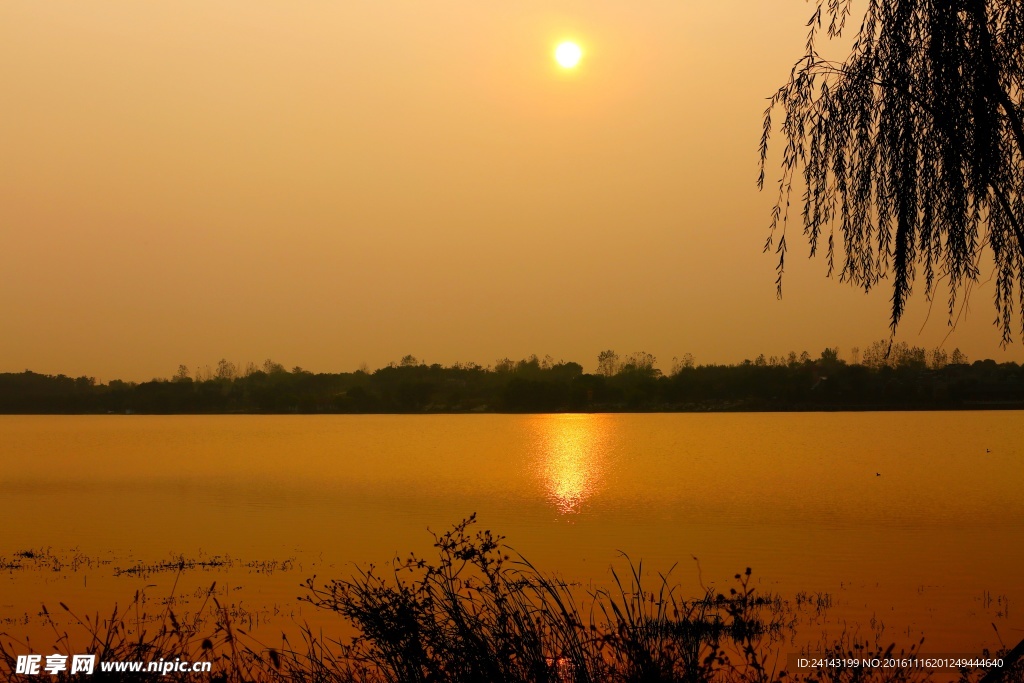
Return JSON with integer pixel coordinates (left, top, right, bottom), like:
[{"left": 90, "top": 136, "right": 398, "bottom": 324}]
[{"left": 3, "top": 1, "right": 1023, "bottom": 381}]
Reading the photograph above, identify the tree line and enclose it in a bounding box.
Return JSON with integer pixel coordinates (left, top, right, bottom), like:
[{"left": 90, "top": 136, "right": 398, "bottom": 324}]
[{"left": 1, "top": 343, "right": 1022, "bottom": 414}]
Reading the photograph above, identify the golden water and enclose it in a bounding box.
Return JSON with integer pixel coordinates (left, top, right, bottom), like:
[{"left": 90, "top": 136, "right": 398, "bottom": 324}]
[{"left": 1, "top": 413, "right": 1022, "bottom": 655}]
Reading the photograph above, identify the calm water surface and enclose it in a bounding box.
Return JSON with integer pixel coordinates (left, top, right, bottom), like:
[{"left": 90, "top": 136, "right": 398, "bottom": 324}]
[{"left": 1, "top": 413, "right": 1022, "bottom": 654}]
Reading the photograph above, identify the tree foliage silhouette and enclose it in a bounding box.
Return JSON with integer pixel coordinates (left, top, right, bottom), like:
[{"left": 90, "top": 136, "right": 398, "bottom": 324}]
[{"left": 761, "top": 0, "right": 1024, "bottom": 344}]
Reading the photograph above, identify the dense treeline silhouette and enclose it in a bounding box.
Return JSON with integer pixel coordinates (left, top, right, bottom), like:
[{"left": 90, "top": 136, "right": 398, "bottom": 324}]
[{"left": 2, "top": 344, "right": 1023, "bottom": 414}]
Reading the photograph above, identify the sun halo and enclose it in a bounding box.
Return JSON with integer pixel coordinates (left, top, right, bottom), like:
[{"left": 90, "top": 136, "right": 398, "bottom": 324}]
[{"left": 554, "top": 41, "right": 583, "bottom": 69}]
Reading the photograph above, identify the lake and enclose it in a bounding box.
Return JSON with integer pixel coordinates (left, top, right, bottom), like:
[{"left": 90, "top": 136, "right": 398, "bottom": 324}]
[{"left": 1, "top": 413, "right": 1022, "bottom": 657}]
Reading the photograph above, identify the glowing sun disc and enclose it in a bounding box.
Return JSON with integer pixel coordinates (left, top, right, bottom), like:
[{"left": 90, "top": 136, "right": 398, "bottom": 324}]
[{"left": 555, "top": 41, "right": 582, "bottom": 68}]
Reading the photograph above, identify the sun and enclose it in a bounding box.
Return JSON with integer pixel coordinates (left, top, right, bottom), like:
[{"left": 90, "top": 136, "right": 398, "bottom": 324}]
[{"left": 554, "top": 41, "right": 582, "bottom": 69}]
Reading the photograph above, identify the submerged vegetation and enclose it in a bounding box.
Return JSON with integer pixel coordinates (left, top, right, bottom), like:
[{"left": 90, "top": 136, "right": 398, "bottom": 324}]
[
  {"left": 2, "top": 343, "right": 1023, "bottom": 413},
  {"left": 2, "top": 518, "right": 1018, "bottom": 682}
]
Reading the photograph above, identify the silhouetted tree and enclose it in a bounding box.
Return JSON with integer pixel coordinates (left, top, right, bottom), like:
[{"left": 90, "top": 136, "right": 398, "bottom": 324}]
[
  {"left": 930, "top": 347, "right": 950, "bottom": 369},
  {"left": 262, "top": 359, "right": 286, "bottom": 375},
  {"left": 622, "top": 351, "right": 659, "bottom": 377},
  {"left": 515, "top": 355, "right": 543, "bottom": 377},
  {"left": 671, "top": 353, "right": 696, "bottom": 375},
  {"left": 596, "top": 350, "right": 620, "bottom": 377},
  {"left": 762, "top": 1, "right": 1024, "bottom": 343},
  {"left": 819, "top": 347, "right": 841, "bottom": 366},
  {"left": 216, "top": 359, "right": 237, "bottom": 381},
  {"left": 494, "top": 358, "right": 516, "bottom": 374}
]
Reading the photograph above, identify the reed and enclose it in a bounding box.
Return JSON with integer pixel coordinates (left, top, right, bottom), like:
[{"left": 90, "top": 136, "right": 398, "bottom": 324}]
[{"left": 2, "top": 518, "right": 1020, "bottom": 683}]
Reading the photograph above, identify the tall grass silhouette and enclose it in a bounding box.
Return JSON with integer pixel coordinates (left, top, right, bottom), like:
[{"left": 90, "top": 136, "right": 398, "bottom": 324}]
[
  {"left": 296, "top": 515, "right": 792, "bottom": 682},
  {"left": 2, "top": 517, "right": 1020, "bottom": 682}
]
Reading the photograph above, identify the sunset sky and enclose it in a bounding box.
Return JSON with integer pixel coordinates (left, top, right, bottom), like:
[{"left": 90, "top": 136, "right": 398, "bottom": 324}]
[{"left": 3, "top": 1, "right": 1023, "bottom": 381}]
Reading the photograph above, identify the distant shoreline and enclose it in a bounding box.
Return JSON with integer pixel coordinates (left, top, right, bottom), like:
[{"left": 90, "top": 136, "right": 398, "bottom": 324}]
[
  {"left": 4, "top": 404, "right": 1024, "bottom": 415},
  {"left": 4, "top": 348, "right": 1022, "bottom": 415}
]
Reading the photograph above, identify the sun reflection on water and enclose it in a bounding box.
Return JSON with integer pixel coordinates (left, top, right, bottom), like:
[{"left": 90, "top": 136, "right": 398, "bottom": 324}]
[{"left": 531, "top": 414, "right": 611, "bottom": 515}]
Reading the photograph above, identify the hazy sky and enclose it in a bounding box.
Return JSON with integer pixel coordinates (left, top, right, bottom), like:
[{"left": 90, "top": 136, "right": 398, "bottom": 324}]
[{"left": 3, "top": 1, "right": 1023, "bottom": 381}]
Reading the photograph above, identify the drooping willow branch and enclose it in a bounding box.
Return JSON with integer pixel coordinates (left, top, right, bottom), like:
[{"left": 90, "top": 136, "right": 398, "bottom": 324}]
[{"left": 760, "top": 0, "right": 1024, "bottom": 344}]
